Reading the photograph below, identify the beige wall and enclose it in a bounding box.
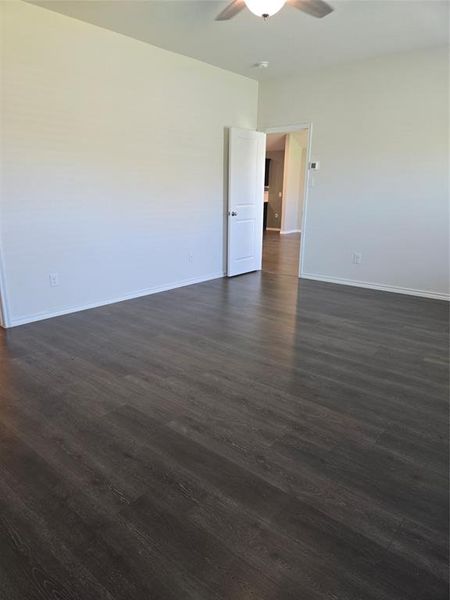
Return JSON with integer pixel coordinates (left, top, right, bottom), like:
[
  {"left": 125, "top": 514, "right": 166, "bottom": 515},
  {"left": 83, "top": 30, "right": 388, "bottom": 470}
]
[
  {"left": 281, "top": 130, "right": 308, "bottom": 233},
  {"left": 259, "top": 47, "right": 449, "bottom": 298},
  {"left": 0, "top": 0, "right": 258, "bottom": 325}
]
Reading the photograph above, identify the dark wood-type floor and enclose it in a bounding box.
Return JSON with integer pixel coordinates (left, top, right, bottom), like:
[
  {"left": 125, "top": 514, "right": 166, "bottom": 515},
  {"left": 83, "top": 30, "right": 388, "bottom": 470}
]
[
  {"left": 263, "top": 231, "right": 301, "bottom": 277},
  {"left": 0, "top": 270, "right": 448, "bottom": 599}
]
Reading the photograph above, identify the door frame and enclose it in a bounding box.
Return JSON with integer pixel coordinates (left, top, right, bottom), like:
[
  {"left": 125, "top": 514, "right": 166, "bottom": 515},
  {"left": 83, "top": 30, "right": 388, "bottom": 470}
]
[{"left": 263, "top": 122, "right": 313, "bottom": 278}]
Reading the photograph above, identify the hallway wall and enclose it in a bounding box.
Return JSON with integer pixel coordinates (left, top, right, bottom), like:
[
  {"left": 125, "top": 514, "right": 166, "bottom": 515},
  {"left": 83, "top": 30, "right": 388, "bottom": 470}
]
[
  {"left": 281, "top": 131, "right": 308, "bottom": 234},
  {"left": 266, "top": 151, "right": 285, "bottom": 229}
]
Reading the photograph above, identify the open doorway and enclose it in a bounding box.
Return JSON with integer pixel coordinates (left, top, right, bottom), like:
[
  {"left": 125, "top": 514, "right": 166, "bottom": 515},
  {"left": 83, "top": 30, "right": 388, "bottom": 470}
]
[
  {"left": 262, "top": 127, "right": 310, "bottom": 277},
  {"left": 226, "top": 125, "right": 311, "bottom": 280}
]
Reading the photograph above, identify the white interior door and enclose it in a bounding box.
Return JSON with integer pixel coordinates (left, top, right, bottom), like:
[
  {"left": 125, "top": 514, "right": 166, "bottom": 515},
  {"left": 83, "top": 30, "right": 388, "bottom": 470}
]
[{"left": 227, "top": 128, "right": 266, "bottom": 277}]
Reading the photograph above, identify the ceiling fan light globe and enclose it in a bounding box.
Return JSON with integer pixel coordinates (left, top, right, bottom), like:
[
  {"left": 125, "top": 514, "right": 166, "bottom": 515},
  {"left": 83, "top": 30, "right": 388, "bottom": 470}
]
[{"left": 244, "top": 0, "right": 286, "bottom": 18}]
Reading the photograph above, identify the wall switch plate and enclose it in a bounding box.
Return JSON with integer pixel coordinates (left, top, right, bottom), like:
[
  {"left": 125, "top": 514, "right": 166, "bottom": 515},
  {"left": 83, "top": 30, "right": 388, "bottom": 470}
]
[
  {"left": 49, "top": 272, "right": 59, "bottom": 287},
  {"left": 188, "top": 252, "right": 193, "bottom": 263},
  {"left": 352, "top": 252, "right": 362, "bottom": 265}
]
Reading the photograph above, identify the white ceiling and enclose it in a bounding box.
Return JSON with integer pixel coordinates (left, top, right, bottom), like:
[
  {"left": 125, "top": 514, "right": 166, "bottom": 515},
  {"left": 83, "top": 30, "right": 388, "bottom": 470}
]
[{"left": 31, "top": 0, "right": 449, "bottom": 80}]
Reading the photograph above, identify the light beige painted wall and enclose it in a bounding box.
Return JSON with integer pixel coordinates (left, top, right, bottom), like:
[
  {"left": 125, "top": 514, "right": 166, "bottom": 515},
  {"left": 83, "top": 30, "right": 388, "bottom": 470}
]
[
  {"left": 0, "top": 0, "right": 258, "bottom": 325},
  {"left": 281, "top": 130, "right": 308, "bottom": 234},
  {"left": 259, "top": 47, "right": 449, "bottom": 298}
]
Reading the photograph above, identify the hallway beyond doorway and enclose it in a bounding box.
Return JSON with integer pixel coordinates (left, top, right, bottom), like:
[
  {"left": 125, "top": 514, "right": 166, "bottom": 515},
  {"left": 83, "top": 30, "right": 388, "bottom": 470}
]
[{"left": 262, "top": 231, "right": 300, "bottom": 277}]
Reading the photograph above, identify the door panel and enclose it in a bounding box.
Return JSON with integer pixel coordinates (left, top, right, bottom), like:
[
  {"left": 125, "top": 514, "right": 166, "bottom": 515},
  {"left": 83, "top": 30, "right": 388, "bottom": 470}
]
[
  {"left": 234, "top": 220, "right": 255, "bottom": 260},
  {"left": 227, "top": 128, "right": 266, "bottom": 277}
]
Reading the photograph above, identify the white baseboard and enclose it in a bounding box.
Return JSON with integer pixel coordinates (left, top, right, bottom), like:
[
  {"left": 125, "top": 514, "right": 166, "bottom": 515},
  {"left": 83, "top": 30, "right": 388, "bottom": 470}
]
[
  {"left": 265, "top": 227, "right": 280, "bottom": 231},
  {"left": 8, "top": 269, "right": 447, "bottom": 328},
  {"left": 280, "top": 229, "right": 301, "bottom": 235},
  {"left": 8, "top": 271, "right": 225, "bottom": 328},
  {"left": 301, "top": 273, "right": 450, "bottom": 301}
]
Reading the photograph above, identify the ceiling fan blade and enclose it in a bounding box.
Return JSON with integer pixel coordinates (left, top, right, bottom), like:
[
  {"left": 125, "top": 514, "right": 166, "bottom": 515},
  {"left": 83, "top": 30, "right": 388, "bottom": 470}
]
[
  {"left": 288, "top": 0, "right": 334, "bottom": 18},
  {"left": 215, "top": 0, "right": 246, "bottom": 21}
]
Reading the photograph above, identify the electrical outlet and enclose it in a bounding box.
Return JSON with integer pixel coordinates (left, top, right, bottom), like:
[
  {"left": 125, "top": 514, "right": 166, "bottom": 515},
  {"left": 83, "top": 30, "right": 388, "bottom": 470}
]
[
  {"left": 49, "top": 272, "right": 59, "bottom": 287},
  {"left": 352, "top": 252, "right": 362, "bottom": 265}
]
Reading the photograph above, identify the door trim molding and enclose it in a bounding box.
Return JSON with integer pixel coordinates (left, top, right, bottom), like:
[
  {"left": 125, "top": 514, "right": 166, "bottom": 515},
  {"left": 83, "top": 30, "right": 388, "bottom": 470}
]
[{"left": 265, "top": 123, "right": 311, "bottom": 134}]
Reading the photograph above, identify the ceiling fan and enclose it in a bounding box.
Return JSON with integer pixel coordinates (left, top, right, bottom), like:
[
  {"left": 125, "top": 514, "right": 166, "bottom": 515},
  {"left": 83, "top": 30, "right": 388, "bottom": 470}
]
[{"left": 216, "top": 0, "right": 334, "bottom": 21}]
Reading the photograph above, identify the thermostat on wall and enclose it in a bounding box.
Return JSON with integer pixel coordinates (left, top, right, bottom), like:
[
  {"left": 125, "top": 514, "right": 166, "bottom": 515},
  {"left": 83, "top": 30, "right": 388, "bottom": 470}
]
[{"left": 309, "top": 161, "right": 320, "bottom": 170}]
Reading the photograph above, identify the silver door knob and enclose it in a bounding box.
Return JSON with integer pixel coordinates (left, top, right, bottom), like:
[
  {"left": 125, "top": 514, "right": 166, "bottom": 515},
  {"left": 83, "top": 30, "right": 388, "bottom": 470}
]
[{"left": 230, "top": 211, "right": 238, "bottom": 216}]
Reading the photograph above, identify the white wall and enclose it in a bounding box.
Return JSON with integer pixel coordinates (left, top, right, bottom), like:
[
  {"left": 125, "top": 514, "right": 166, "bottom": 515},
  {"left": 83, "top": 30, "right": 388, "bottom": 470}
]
[
  {"left": 259, "top": 47, "right": 449, "bottom": 299},
  {"left": 281, "top": 130, "right": 308, "bottom": 234},
  {"left": 0, "top": 1, "right": 258, "bottom": 326}
]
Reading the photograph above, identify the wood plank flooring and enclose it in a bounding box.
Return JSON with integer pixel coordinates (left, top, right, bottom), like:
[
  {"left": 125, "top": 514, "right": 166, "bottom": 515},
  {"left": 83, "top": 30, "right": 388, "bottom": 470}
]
[
  {"left": 0, "top": 271, "right": 448, "bottom": 599},
  {"left": 263, "top": 231, "right": 300, "bottom": 276}
]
